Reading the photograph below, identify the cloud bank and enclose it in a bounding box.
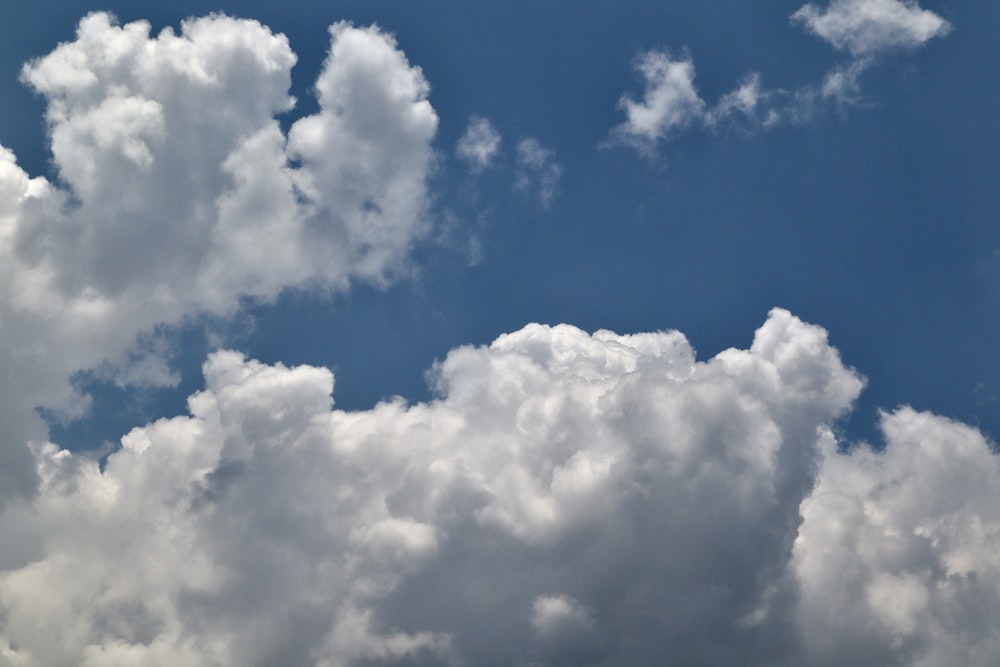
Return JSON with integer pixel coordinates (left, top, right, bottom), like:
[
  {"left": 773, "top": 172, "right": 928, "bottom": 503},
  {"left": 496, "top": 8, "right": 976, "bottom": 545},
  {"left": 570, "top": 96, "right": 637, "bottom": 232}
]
[
  {"left": 0, "top": 13, "right": 436, "bottom": 506},
  {"left": 2, "top": 310, "right": 999, "bottom": 666}
]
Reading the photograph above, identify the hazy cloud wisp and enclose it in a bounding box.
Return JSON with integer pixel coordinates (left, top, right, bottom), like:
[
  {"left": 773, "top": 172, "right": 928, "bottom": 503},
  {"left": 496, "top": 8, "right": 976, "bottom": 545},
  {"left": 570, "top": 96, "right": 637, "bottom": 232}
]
[
  {"left": 514, "top": 137, "right": 562, "bottom": 208},
  {"left": 456, "top": 115, "right": 502, "bottom": 173},
  {"left": 609, "top": 0, "right": 951, "bottom": 153}
]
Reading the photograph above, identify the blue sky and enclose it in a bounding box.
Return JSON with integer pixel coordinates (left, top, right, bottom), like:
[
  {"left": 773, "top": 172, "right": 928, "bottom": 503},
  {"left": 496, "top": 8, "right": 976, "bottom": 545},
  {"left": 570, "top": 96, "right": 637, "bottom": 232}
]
[
  {"left": 0, "top": 1, "right": 998, "bottom": 665},
  {"left": 5, "top": 0, "right": 995, "bottom": 451}
]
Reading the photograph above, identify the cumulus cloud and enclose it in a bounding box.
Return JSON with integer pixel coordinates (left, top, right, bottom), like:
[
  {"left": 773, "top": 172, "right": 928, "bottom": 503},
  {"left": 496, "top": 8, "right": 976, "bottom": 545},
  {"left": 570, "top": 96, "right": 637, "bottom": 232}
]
[
  {"left": 1, "top": 301, "right": 999, "bottom": 665},
  {"left": 0, "top": 10, "right": 993, "bottom": 667},
  {"left": 0, "top": 13, "right": 437, "bottom": 506},
  {"left": 792, "top": 0, "right": 952, "bottom": 56},
  {"left": 515, "top": 138, "right": 562, "bottom": 207},
  {"left": 0, "top": 309, "right": 867, "bottom": 666},
  {"left": 795, "top": 407, "right": 1000, "bottom": 666},
  {"left": 455, "top": 115, "right": 501, "bottom": 172}
]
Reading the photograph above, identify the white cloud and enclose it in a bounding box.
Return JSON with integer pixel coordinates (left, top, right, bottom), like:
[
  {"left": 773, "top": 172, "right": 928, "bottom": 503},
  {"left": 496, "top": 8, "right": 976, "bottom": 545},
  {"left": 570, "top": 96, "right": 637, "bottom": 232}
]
[
  {"left": 2, "top": 298, "right": 999, "bottom": 665},
  {"left": 0, "top": 10, "right": 992, "bottom": 667},
  {"left": 821, "top": 59, "right": 872, "bottom": 104},
  {"left": 456, "top": 115, "right": 501, "bottom": 172},
  {"left": 790, "top": 0, "right": 951, "bottom": 110},
  {"left": 0, "top": 309, "right": 870, "bottom": 666},
  {"left": 609, "top": 60, "right": 781, "bottom": 149},
  {"left": 611, "top": 1, "right": 951, "bottom": 155},
  {"left": 607, "top": 50, "right": 705, "bottom": 154},
  {"left": 792, "top": 0, "right": 952, "bottom": 56},
  {"left": 794, "top": 407, "right": 1000, "bottom": 665},
  {"left": 0, "top": 13, "right": 437, "bottom": 507},
  {"left": 706, "top": 73, "right": 768, "bottom": 127},
  {"left": 515, "top": 138, "right": 562, "bottom": 207}
]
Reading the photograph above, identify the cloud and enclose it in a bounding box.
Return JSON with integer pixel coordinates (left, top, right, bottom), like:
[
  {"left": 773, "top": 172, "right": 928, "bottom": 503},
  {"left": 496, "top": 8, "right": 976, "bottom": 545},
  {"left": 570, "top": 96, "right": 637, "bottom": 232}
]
[
  {"left": 2, "top": 300, "right": 999, "bottom": 665},
  {"left": 820, "top": 59, "right": 871, "bottom": 105},
  {"left": 610, "top": 1, "right": 951, "bottom": 154},
  {"left": 0, "top": 13, "right": 437, "bottom": 506},
  {"left": 791, "top": 0, "right": 951, "bottom": 106},
  {"left": 606, "top": 53, "right": 788, "bottom": 153},
  {"left": 705, "top": 73, "right": 771, "bottom": 127},
  {"left": 795, "top": 407, "right": 1000, "bottom": 665},
  {"left": 0, "top": 309, "right": 869, "bottom": 666},
  {"left": 792, "top": 0, "right": 952, "bottom": 57},
  {"left": 456, "top": 116, "right": 501, "bottom": 173},
  {"left": 0, "top": 10, "right": 993, "bottom": 667},
  {"left": 515, "top": 138, "right": 562, "bottom": 207},
  {"left": 607, "top": 51, "right": 705, "bottom": 154}
]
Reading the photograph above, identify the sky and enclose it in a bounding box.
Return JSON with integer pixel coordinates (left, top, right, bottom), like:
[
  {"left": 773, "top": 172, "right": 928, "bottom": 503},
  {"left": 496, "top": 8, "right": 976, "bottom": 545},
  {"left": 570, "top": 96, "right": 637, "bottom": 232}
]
[{"left": 0, "top": 1, "right": 998, "bottom": 665}]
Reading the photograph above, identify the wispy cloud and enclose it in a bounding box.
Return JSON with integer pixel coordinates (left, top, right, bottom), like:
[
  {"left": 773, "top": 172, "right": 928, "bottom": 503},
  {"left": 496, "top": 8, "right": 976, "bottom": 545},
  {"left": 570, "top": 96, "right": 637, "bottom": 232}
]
[
  {"left": 608, "top": 0, "right": 951, "bottom": 154},
  {"left": 515, "top": 137, "right": 562, "bottom": 207},
  {"left": 456, "top": 115, "right": 501, "bottom": 173}
]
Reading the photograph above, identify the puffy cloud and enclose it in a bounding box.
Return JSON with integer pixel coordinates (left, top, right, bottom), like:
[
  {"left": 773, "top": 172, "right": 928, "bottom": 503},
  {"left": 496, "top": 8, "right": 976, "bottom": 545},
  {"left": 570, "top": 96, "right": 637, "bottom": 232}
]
[
  {"left": 456, "top": 116, "right": 501, "bottom": 173},
  {"left": 514, "top": 138, "right": 562, "bottom": 207},
  {"left": 0, "top": 309, "right": 867, "bottom": 666},
  {"left": 607, "top": 51, "right": 705, "bottom": 154},
  {"left": 0, "top": 10, "right": 991, "bottom": 667},
  {"left": 0, "top": 13, "right": 437, "bottom": 506},
  {"left": 792, "top": 0, "right": 952, "bottom": 56},
  {"left": 2, "top": 307, "right": 999, "bottom": 666},
  {"left": 794, "top": 407, "right": 1000, "bottom": 666}
]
